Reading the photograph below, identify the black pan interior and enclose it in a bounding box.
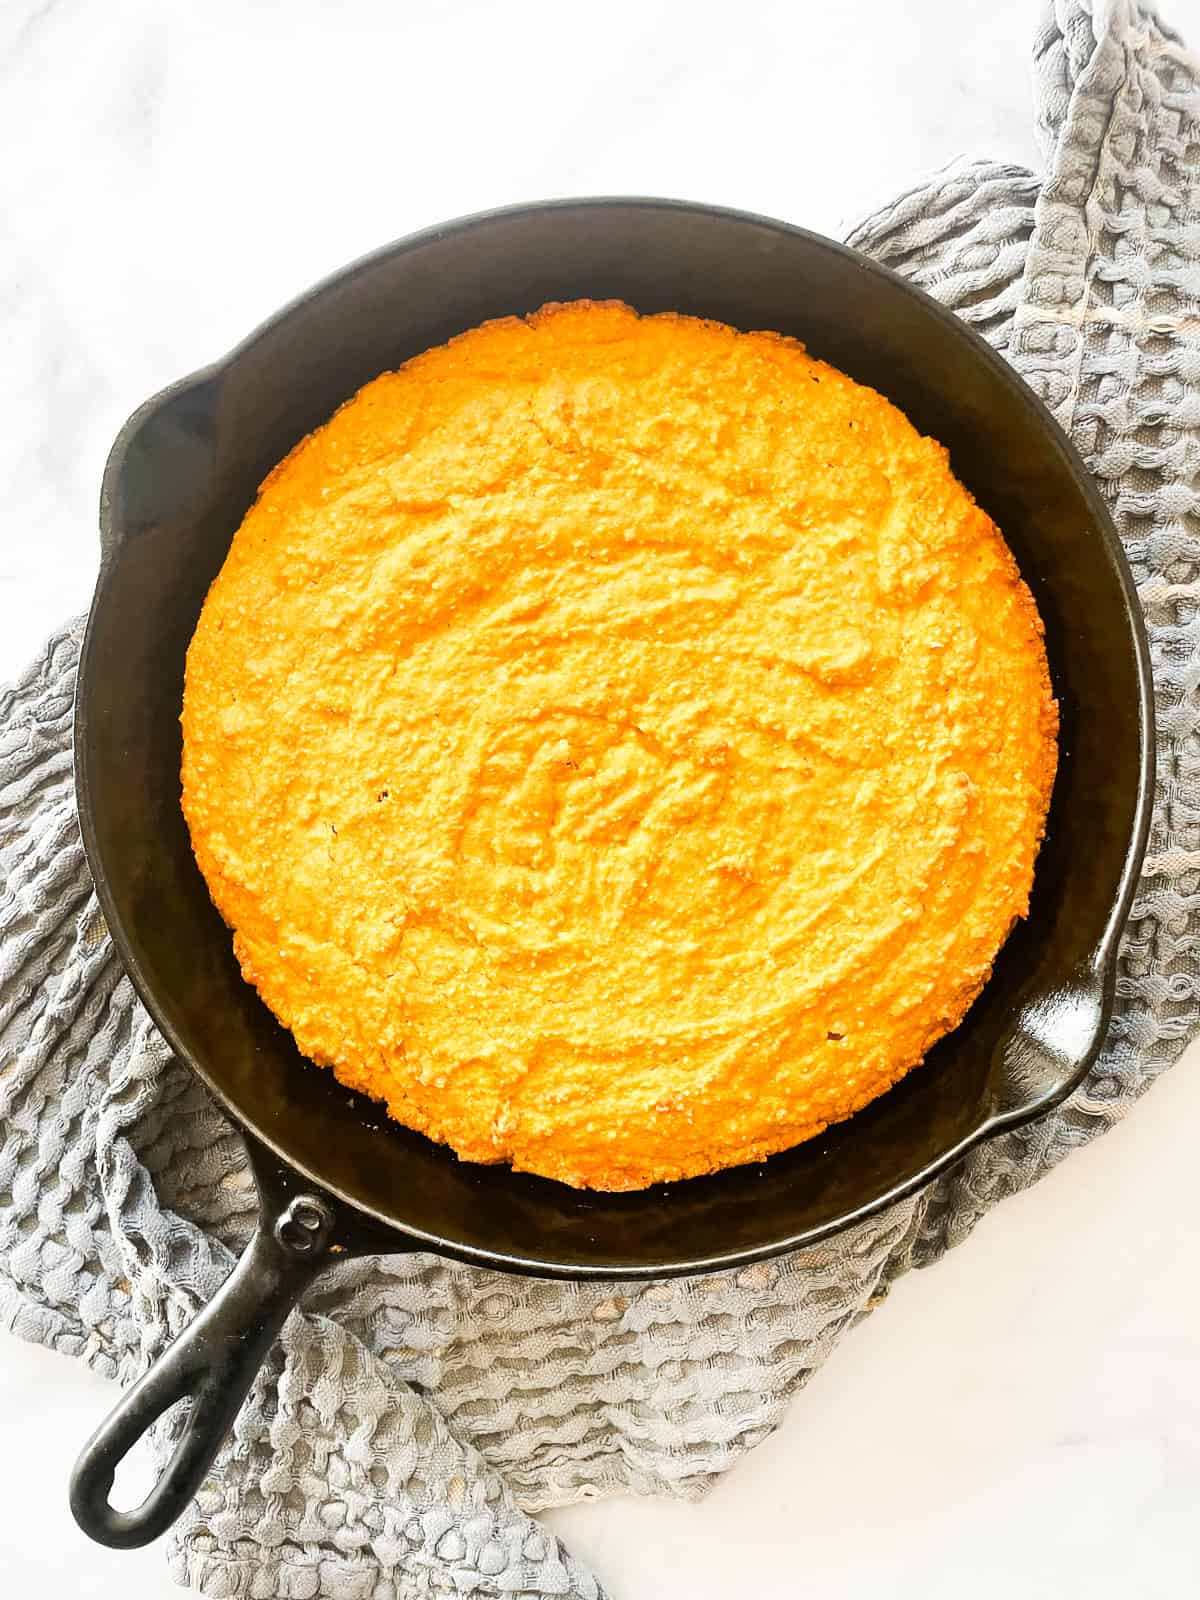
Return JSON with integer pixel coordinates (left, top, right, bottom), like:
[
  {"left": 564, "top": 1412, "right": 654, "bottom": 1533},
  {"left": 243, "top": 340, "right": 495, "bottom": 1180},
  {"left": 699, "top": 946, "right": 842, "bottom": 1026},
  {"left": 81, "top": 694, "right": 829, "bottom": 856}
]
[{"left": 76, "top": 201, "right": 1151, "bottom": 1275}]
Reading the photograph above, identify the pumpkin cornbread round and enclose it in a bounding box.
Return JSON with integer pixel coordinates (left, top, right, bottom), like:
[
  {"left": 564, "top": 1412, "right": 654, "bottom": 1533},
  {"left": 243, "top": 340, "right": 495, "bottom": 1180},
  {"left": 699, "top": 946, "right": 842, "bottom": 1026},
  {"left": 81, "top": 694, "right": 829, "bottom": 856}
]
[{"left": 181, "top": 300, "right": 1057, "bottom": 1191}]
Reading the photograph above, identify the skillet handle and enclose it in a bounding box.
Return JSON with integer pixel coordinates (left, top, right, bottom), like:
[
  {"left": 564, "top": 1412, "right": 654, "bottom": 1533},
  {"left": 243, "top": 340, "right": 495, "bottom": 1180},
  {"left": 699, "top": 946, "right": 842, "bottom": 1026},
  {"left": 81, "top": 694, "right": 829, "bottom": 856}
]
[{"left": 69, "top": 1193, "right": 337, "bottom": 1549}]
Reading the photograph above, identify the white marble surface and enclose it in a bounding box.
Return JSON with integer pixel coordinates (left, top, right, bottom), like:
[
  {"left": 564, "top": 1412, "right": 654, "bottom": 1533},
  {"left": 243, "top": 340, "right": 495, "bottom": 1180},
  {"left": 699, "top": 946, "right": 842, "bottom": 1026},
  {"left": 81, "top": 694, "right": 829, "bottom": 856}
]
[{"left": 2, "top": 0, "right": 1199, "bottom": 1595}]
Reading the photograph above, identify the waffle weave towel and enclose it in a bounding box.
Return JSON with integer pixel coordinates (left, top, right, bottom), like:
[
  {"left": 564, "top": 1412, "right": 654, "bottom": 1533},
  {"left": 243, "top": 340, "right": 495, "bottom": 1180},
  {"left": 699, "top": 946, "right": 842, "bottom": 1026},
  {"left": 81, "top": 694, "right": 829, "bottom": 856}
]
[{"left": 2, "top": 3, "right": 1198, "bottom": 1595}]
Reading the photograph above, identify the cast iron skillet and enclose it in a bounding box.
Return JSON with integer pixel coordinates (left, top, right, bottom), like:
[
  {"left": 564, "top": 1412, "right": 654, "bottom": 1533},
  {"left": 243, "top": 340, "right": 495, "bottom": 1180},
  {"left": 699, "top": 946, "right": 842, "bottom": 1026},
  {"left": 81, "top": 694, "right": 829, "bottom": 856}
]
[{"left": 69, "top": 198, "right": 1154, "bottom": 1550}]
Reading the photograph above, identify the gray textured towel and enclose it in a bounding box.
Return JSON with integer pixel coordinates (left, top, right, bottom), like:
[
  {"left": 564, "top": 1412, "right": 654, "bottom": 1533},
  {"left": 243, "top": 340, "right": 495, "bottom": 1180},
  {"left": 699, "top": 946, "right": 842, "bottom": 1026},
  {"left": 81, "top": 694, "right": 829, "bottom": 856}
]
[{"left": 3, "top": 3, "right": 1198, "bottom": 1596}]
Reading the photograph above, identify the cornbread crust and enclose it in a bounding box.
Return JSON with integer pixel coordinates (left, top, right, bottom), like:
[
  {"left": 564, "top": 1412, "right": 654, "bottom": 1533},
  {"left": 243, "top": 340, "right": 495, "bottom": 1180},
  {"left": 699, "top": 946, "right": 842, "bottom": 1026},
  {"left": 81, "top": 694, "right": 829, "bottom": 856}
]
[{"left": 181, "top": 300, "right": 1057, "bottom": 1190}]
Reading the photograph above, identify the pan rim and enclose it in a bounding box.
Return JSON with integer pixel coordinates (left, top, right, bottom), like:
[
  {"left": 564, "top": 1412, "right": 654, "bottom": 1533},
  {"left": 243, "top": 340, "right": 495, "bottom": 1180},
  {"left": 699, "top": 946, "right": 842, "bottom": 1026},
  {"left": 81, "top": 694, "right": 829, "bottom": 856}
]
[{"left": 74, "top": 195, "right": 1156, "bottom": 1279}]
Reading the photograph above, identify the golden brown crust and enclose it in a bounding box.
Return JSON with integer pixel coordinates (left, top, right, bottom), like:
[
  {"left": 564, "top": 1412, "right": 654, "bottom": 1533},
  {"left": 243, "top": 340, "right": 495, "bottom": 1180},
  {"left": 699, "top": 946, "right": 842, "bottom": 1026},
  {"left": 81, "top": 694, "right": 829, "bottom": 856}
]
[{"left": 181, "top": 299, "right": 1058, "bottom": 1190}]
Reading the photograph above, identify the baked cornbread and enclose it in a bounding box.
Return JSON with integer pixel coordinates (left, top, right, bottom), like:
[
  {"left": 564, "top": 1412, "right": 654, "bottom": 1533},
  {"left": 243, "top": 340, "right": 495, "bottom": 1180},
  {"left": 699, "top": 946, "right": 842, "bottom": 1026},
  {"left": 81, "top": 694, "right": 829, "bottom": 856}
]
[{"left": 181, "top": 300, "right": 1057, "bottom": 1190}]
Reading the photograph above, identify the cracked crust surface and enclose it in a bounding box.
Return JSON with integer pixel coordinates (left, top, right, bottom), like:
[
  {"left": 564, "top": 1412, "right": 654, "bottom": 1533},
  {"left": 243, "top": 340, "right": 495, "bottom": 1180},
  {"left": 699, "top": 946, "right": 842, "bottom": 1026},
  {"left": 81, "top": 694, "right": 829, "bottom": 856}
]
[{"left": 181, "top": 300, "right": 1057, "bottom": 1190}]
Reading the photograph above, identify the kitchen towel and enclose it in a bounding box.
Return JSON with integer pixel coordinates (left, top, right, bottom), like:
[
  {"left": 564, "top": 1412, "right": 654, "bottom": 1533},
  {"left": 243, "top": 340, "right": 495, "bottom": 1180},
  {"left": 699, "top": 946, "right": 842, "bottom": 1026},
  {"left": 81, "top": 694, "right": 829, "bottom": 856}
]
[{"left": 2, "top": 2, "right": 1197, "bottom": 1596}]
